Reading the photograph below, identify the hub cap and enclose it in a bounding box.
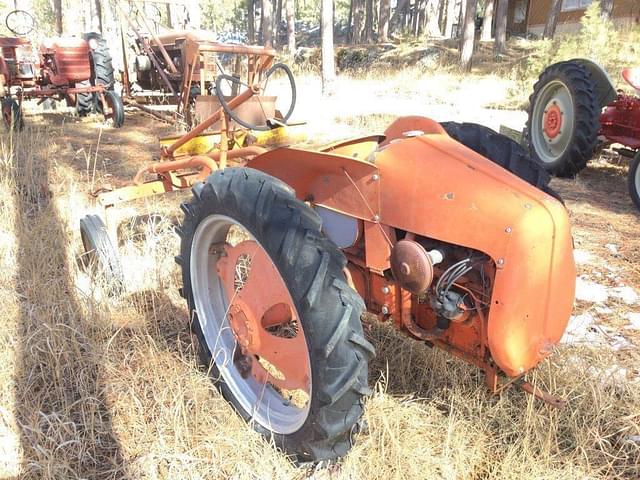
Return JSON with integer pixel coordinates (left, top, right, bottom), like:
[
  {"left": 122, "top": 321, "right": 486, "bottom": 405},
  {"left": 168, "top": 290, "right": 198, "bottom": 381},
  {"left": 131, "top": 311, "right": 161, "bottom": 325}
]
[
  {"left": 531, "top": 80, "right": 574, "bottom": 164},
  {"left": 190, "top": 215, "right": 311, "bottom": 434}
]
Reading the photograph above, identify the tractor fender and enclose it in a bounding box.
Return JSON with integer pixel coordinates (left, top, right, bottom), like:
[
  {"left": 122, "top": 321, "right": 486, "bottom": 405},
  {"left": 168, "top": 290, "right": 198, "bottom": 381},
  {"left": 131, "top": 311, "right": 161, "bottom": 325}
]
[{"left": 570, "top": 58, "right": 617, "bottom": 108}]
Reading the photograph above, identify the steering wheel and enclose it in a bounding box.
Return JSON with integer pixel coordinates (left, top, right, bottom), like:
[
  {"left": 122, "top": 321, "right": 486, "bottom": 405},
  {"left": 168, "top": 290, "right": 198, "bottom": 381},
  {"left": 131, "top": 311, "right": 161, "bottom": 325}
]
[
  {"left": 6, "top": 10, "right": 35, "bottom": 36},
  {"left": 214, "top": 63, "right": 297, "bottom": 132}
]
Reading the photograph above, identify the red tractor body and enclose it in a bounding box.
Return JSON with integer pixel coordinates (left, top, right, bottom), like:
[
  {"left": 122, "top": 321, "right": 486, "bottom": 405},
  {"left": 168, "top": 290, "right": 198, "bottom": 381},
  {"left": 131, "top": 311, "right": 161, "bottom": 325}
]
[{"left": 600, "top": 68, "right": 640, "bottom": 150}]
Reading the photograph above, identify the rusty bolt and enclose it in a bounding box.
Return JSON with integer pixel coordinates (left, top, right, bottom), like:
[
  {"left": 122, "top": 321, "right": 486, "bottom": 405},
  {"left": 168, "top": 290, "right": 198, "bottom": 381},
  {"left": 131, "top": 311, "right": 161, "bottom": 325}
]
[
  {"left": 505, "top": 227, "right": 512, "bottom": 233},
  {"left": 372, "top": 173, "right": 380, "bottom": 181},
  {"left": 373, "top": 214, "right": 380, "bottom": 222},
  {"left": 497, "top": 258, "right": 504, "bottom": 266},
  {"left": 382, "top": 286, "right": 390, "bottom": 294},
  {"left": 381, "top": 305, "right": 390, "bottom": 315}
]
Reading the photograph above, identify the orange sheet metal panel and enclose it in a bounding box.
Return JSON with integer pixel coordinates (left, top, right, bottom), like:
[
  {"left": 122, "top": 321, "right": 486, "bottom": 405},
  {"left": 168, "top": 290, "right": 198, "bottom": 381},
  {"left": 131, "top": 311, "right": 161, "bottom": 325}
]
[{"left": 374, "top": 133, "right": 575, "bottom": 377}]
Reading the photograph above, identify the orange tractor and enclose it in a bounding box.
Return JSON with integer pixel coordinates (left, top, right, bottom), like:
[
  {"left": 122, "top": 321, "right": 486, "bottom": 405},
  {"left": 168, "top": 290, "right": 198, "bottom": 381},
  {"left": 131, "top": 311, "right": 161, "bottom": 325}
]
[
  {"left": 0, "top": 10, "right": 124, "bottom": 130},
  {"left": 80, "top": 44, "right": 576, "bottom": 463}
]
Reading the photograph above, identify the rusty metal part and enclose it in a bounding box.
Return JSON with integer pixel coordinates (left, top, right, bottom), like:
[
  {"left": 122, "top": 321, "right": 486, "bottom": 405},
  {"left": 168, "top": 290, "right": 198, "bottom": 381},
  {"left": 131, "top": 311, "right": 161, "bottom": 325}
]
[
  {"left": 216, "top": 240, "right": 310, "bottom": 392},
  {"left": 164, "top": 86, "right": 257, "bottom": 158},
  {"left": 519, "top": 381, "right": 567, "bottom": 408},
  {"left": 390, "top": 240, "right": 435, "bottom": 295}
]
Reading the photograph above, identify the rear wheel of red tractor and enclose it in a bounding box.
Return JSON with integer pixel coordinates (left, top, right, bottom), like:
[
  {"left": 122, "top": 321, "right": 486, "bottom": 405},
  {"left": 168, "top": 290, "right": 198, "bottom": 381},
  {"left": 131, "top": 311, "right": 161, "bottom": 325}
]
[
  {"left": 525, "top": 61, "right": 600, "bottom": 177},
  {"left": 177, "top": 168, "right": 374, "bottom": 463},
  {"left": 628, "top": 152, "right": 640, "bottom": 212}
]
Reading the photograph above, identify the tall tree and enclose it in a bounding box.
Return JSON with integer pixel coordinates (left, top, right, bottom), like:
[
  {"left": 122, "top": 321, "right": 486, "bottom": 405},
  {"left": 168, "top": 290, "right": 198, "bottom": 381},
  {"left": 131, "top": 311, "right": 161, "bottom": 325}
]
[
  {"left": 444, "top": 0, "right": 457, "bottom": 38},
  {"left": 544, "top": 0, "right": 562, "bottom": 39},
  {"left": 364, "top": 0, "right": 374, "bottom": 42},
  {"left": 53, "top": 0, "right": 62, "bottom": 34},
  {"left": 600, "top": 0, "right": 614, "bottom": 19},
  {"left": 165, "top": 3, "right": 173, "bottom": 28},
  {"left": 459, "top": 0, "right": 478, "bottom": 72},
  {"left": 481, "top": 0, "right": 494, "bottom": 41},
  {"left": 494, "top": 0, "right": 507, "bottom": 53},
  {"left": 262, "top": 0, "right": 273, "bottom": 47},
  {"left": 285, "top": 0, "right": 295, "bottom": 53},
  {"left": 274, "top": 0, "right": 283, "bottom": 45},
  {"left": 90, "top": 0, "right": 102, "bottom": 33},
  {"left": 320, "top": 0, "right": 336, "bottom": 94},
  {"left": 248, "top": 0, "right": 256, "bottom": 43},
  {"left": 390, "top": 0, "right": 410, "bottom": 35},
  {"left": 352, "top": 0, "right": 365, "bottom": 43},
  {"left": 379, "top": 0, "right": 391, "bottom": 42}
]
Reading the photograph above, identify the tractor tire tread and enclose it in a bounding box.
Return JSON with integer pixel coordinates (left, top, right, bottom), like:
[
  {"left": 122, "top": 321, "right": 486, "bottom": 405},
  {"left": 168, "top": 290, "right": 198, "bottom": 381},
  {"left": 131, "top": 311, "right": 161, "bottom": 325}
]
[
  {"left": 178, "top": 167, "right": 373, "bottom": 463},
  {"left": 524, "top": 61, "right": 600, "bottom": 177}
]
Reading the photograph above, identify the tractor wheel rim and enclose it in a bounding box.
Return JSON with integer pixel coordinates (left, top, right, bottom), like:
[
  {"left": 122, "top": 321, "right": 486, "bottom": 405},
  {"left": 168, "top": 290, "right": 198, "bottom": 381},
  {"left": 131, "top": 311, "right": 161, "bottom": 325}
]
[
  {"left": 531, "top": 80, "right": 574, "bottom": 164},
  {"left": 190, "top": 214, "right": 311, "bottom": 434}
]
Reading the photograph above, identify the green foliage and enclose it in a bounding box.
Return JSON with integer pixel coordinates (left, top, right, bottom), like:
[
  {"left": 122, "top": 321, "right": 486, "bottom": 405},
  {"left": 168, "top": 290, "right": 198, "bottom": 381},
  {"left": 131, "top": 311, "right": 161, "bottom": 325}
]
[
  {"left": 525, "top": 1, "right": 638, "bottom": 79},
  {"left": 201, "top": 0, "right": 247, "bottom": 34},
  {"left": 31, "top": 0, "right": 56, "bottom": 37}
]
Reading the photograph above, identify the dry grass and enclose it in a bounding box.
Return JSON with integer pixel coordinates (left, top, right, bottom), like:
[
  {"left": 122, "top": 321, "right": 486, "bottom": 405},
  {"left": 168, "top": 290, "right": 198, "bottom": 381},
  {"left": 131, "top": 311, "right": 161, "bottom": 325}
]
[{"left": 0, "top": 73, "right": 639, "bottom": 480}]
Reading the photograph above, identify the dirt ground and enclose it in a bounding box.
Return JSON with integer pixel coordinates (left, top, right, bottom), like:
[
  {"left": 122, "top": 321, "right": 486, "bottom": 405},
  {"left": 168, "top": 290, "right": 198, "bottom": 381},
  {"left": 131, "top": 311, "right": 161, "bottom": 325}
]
[{"left": 1, "top": 72, "right": 639, "bottom": 479}]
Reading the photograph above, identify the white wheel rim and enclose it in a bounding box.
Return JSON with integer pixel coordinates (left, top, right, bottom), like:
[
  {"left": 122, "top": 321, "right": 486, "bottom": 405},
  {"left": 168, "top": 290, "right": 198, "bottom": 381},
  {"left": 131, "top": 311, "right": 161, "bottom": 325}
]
[
  {"left": 531, "top": 80, "right": 575, "bottom": 165},
  {"left": 190, "top": 214, "right": 311, "bottom": 434}
]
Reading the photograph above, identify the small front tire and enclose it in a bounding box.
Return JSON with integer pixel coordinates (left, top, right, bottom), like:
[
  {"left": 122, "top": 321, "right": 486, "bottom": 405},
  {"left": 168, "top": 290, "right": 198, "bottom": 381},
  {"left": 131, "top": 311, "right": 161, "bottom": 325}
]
[{"left": 628, "top": 153, "right": 640, "bottom": 212}]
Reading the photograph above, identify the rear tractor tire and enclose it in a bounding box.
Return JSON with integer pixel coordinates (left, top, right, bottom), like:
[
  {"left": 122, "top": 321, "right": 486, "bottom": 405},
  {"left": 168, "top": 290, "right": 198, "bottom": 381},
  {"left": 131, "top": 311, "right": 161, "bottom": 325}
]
[
  {"left": 525, "top": 61, "right": 600, "bottom": 177},
  {"left": 628, "top": 152, "right": 640, "bottom": 212},
  {"left": 441, "top": 121, "right": 562, "bottom": 201},
  {"left": 79, "top": 214, "right": 124, "bottom": 294},
  {"left": 177, "top": 168, "right": 374, "bottom": 463}
]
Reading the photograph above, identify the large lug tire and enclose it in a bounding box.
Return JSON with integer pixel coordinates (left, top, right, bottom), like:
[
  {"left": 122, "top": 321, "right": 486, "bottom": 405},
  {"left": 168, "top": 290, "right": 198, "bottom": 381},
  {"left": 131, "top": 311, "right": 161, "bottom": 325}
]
[
  {"left": 525, "top": 61, "right": 600, "bottom": 177},
  {"left": 441, "top": 121, "right": 563, "bottom": 201},
  {"left": 79, "top": 214, "right": 124, "bottom": 294},
  {"left": 97, "top": 90, "right": 125, "bottom": 128},
  {"left": 83, "top": 33, "right": 115, "bottom": 88},
  {"left": 76, "top": 80, "right": 96, "bottom": 116},
  {"left": 628, "top": 153, "right": 640, "bottom": 212},
  {"left": 2, "top": 98, "right": 24, "bottom": 131},
  {"left": 177, "top": 168, "right": 374, "bottom": 463}
]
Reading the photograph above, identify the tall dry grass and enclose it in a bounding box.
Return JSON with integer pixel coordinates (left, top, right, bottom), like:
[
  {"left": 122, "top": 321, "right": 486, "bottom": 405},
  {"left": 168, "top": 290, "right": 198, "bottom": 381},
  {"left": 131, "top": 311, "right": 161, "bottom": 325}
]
[{"left": 0, "top": 117, "right": 638, "bottom": 480}]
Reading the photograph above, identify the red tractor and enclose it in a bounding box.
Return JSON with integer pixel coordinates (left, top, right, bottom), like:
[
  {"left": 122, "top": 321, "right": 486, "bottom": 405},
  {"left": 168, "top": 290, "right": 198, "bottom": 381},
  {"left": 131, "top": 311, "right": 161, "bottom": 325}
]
[
  {"left": 0, "top": 10, "right": 124, "bottom": 130},
  {"left": 525, "top": 59, "right": 640, "bottom": 211}
]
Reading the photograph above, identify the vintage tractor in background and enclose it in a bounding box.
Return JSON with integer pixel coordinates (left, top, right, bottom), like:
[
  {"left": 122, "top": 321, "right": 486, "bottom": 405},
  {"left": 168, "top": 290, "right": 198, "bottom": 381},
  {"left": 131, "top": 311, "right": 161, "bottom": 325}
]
[
  {"left": 525, "top": 58, "right": 640, "bottom": 211},
  {"left": 0, "top": 9, "right": 125, "bottom": 130},
  {"left": 119, "top": 3, "right": 295, "bottom": 130},
  {"left": 78, "top": 43, "right": 576, "bottom": 463}
]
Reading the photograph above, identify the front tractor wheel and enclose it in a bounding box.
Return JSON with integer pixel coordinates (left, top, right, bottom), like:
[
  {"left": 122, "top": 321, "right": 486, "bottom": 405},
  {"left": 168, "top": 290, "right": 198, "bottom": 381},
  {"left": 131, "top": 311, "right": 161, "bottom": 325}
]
[
  {"left": 98, "top": 90, "right": 125, "bottom": 128},
  {"left": 525, "top": 61, "right": 600, "bottom": 177},
  {"left": 177, "top": 168, "right": 374, "bottom": 463}
]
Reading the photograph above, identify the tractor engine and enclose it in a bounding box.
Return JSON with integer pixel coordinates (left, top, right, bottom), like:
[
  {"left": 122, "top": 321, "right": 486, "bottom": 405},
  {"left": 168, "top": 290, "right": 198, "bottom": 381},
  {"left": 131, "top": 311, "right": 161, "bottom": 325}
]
[
  {"left": 38, "top": 38, "right": 92, "bottom": 87},
  {"left": 600, "top": 92, "right": 640, "bottom": 149}
]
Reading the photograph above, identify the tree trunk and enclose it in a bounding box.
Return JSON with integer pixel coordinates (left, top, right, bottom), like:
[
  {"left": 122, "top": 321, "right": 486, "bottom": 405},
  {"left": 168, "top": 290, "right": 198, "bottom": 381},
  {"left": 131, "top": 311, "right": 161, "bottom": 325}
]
[
  {"left": 379, "top": 0, "right": 390, "bottom": 42},
  {"left": 262, "top": 0, "right": 273, "bottom": 47},
  {"left": 390, "top": 0, "right": 410, "bottom": 34},
  {"left": 353, "top": 0, "right": 365, "bottom": 43},
  {"left": 459, "top": 0, "right": 477, "bottom": 72},
  {"left": 444, "top": 0, "right": 456, "bottom": 38},
  {"left": 321, "top": 0, "right": 336, "bottom": 94},
  {"left": 418, "top": 1, "right": 427, "bottom": 36},
  {"left": 348, "top": 0, "right": 354, "bottom": 40},
  {"left": 425, "top": 0, "right": 441, "bottom": 37},
  {"left": 53, "top": 0, "right": 62, "bottom": 34},
  {"left": 90, "top": 0, "right": 102, "bottom": 33},
  {"left": 544, "top": 0, "right": 562, "bottom": 39},
  {"left": 494, "top": 0, "right": 507, "bottom": 53},
  {"left": 286, "top": 0, "right": 295, "bottom": 53},
  {"left": 186, "top": 0, "right": 201, "bottom": 29},
  {"left": 165, "top": 3, "right": 173, "bottom": 28},
  {"left": 274, "top": 0, "right": 282, "bottom": 46},
  {"left": 364, "top": 0, "right": 374, "bottom": 42},
  {"left": 600, "top": 0, "right": 614, "bottom": 19},
  {"left": 248, "top": 0, "right": 256, "bottom": 43},
  {"left": 481, "top": 0, "right": 494, "bottom": 41}
]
